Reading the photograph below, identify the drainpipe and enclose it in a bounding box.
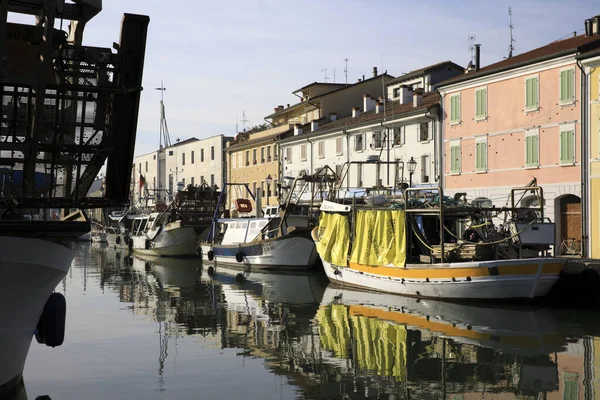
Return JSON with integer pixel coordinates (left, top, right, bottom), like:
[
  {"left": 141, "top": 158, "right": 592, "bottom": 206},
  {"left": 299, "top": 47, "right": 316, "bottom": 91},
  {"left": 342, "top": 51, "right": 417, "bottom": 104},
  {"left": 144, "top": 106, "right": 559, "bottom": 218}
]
[
  {"left": 344, "top": 128, "right": 350, "bottom": 190},
  {"left": 437, "top": 91, "right": 445, "bottom": 190},
  {"left": 306, "top": 137, "right": 314, "bottom": 175},
  {"left": 577, "top": 59, "right": 589, "bottom": 258},
  {"left": 424, "top": 106, "right": 439, "bottom": 183}
]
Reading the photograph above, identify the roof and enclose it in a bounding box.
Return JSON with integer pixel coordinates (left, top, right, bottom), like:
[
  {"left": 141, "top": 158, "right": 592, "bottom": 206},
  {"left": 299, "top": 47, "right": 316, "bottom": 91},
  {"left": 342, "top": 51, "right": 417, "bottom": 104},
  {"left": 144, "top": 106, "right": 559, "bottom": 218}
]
[
  {"left": 169, "top": 137, "right": 198, "bottom": 147},
  {"left": 279, "top": 92, "right": 440, "bottom": 143},
  {"left": 225, "top": 128, "right": 293, "bottom": 151},
  {"left": 386, "top": 61, "right": 464, "bottom": 85},
  {"left": 265, "top": 73, "right": 395, "bottom": 119},
  {"left": 439, "top": 34, "right": 600, "bottom": 87},
  {"left": 292, "top": 82, "right": 346, "bottom": 94}
]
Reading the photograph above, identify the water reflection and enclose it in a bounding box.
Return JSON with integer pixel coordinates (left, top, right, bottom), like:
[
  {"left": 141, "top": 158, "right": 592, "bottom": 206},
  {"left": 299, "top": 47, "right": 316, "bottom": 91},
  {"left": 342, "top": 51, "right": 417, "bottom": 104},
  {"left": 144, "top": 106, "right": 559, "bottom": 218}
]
[{"left": 20, "top": 243, "right": 600, "bottom": 399}]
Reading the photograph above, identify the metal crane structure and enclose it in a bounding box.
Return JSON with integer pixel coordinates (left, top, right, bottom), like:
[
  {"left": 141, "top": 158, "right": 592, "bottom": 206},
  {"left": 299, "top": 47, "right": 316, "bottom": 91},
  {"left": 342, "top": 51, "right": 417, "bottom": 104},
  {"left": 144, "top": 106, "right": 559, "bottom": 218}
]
[{"left": 0, "top": 0, "right": 149, "bottom": 212}]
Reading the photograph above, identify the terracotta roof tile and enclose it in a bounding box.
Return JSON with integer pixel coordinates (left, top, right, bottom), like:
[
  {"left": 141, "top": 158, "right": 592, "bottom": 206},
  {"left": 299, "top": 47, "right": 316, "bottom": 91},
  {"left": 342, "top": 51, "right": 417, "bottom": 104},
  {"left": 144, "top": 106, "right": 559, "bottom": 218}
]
[{"left": 440, "top": 34, "right": 600, "bottom": 86}]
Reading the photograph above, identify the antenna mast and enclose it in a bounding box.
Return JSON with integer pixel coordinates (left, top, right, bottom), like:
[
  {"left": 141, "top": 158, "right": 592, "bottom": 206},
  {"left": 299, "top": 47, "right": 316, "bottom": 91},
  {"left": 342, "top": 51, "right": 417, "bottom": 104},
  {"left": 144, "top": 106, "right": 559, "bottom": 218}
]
[
  {"left": 321, "top": 68, "right": 329, "bottom": 82},
  {"left": 508, "top": 7, "right": 516, "bottom": 58},
  {"left": 241, "top": 111, "right": 249, "bottom": 132},
  {"left": 468, "top": 34, "right": 476, "bottom": 65},
  {"left": 155, "top": 80, "right": 171, "bottom": 149},
  {"left": 344, "top": 58, "right": 348, "bottom": 85}
]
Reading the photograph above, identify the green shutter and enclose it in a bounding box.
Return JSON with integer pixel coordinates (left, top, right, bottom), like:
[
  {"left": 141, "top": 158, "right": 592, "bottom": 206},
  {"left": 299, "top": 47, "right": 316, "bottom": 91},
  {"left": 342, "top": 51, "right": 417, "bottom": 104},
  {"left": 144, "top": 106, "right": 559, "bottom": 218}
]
[
  {"left": 475, "top": 88, "right": 487, "bottom": 119},
  {"left": 526, "top": 135, "right": 539, "bottom": 167},
  {"left": 532, "top": 135, "right": 539, "bottom": 165},
  {"left": 450, "top": 145, "right": 460, "bottom": 173},
  {"left": 450, "top": 95, "right": 460, "bottom": 123},
  {"left": 525, "top": 77, "right": 539, "bottom": 111},
  {"left": 476, "top": 141, "right": 486, "bottom": 171},
  {"left": 560, "top": 130, "right": 575, "bottom": 164},
  {"left": 560, "top": 70, "right": 575, "bottom": 103}
]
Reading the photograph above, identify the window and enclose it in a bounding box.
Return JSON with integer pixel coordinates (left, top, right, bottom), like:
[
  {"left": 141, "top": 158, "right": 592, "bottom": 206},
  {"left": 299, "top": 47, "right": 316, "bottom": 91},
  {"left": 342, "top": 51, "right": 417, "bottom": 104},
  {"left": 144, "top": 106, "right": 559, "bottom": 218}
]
[
  {"left": 252, "top": 182, "right": 257, "bottom": 197},
  {"left": 356, "top": 164, "right": 362, "bottom": 187},
  {"left": 201, "top": 149, "right": 205, "bottom": 162},
  {"left": 238, "top": 152, "right": 242, "bottom": 168},
  {"left": 232, "top": 153, "right": 236, "bottom": 169},
  {"left": 191, "top": 151, "right": 195, "bottom": 164},
  {"left": 301, "top": 144, "right": 307, "bottom": 161},
  {"left": 260, "top": 181, "right": 265, "bottom": 196},
  {"left": 200, "top": 175, "right": 204, "bottom": 184},
  {"left": 475, "top": 87, "right": 487, "bottom": 120},
  {"left": 169, "top": 174, "right": 173, "bottom": 194},
  {"left": 145, "top": 161, "right": 148, "bottom": 172},
  {"left": 318, "top": 141, "right": 325, "bottom": 158},
  {"left": 261, "top": 147, "right": 265, "bottom": 163},
  {"left": 182, "top": 153, "right": 185, "bottom": 166},
  {"left": 373, "top": 131, "right": 383, "bottom": 149},
  {"left": 560, "top": 68, "right": 575, "bottom": 105},
  {"left": 560, "top": 128, "right": 575, "bottom": 165},
  {"left": 153, "top": 177, "right": 156, "bottom": 190},
  {"left": 245, "top": 150, "right": 249, "bottom": 166},
  {"left": 211, "top": 146, "right": 215, "bottom": 160},
  {"left": 418, "top": 122, "right": 429, "bottom": 141},
  {"left": 267, "top": 146, "right": 271, "bottom": 162},
  {"left": 393, "top": 87, "right": 400, "bottom": 98},
  {"left": 252, "top": 149, "right": 257, "bottom": 164},
  {"left": 450, "top": 142, "right": 461, "bottom": 174},
  {"left": 266, "top": 180, "right": 272, "bottom": 197},
  {"left": 525, "top": 75, "right": 539, "bottom": 112},
  {"left": 525, "top": 130, "right": 539, "bottom": 168},
  {"left": 153, "top": 155, "right": 156, "bottom": 160},
  {"left": 475, "top": 138, "right": 487, "bottom": 172},
  {"left": 191, "top": 177, "right": 195, "bottom": 186},
  {"left": 336, "top": 137, "right": 343, "bottom": 155},
  {"left": 168, "top": 150, "right": 173, "bottom": 156},
  {"left": 286, "top": 147, "right": 292, "bottom": 163},
  {"left": 335, "top": 164, "right": 343, "bottom": 181},
  {"left": 210, "top": 174, "right": 215, "bottom": 187},
  {"left": 393, "top": 127, "right": 405, "bottom": 146},
  {"left": 354, "top": 134, "right": 364, "bottom": 151},
  {"left": 138, "top": 163, "right": 141, "bottom": 173},
  {"left": 182, "top": 178, "right": 185, "bottom": 186},
  {"left": 450, "top": 94, "right": 461, "bottom": 124},
  {"left": 421, "top": 154, "right": 430, "bottom": 182}
]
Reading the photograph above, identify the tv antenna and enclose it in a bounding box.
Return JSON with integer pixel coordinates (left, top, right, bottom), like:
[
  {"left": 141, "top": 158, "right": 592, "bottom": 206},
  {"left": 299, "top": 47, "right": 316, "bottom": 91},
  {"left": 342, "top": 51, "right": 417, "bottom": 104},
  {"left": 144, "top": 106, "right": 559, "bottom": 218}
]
[
  {"left": 321, "top": 68, "right": 329, "bottom": 82},
  {"left": 508, "top": 7, "right": 516, "bottom": 58},
  {"left": 241, "top": 111, "right": 249, "bottom": 132},
  {"left": 344, "top": 58, "right": 348, "bottom": 85},
  {"left": 468, "top": 34, "right": 476, "bottom": 65},
  {"left": 155, "top": 80, "right": 171, "bottom": 149}
]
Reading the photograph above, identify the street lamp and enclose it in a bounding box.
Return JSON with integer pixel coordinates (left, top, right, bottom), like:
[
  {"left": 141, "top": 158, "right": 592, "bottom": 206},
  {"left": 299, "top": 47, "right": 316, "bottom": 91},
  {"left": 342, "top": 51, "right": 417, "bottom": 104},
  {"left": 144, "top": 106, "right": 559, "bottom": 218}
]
[
  {"left": 407, "top": 157, "right": 417, "bottom": 188},
  {"left": 265, "top": 174, "right": 273, "bottom": 205}
]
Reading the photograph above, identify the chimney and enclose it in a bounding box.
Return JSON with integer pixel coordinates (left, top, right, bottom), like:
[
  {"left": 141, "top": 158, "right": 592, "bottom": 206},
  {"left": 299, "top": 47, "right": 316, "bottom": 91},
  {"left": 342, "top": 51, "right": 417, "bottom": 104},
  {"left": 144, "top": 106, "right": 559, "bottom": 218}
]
[
  {"left": 474, "top": 44, "right": 481, "bottom": 71},
  {"left": 274, "top": 107, "right": 278, "bottom": 112},
  {"left": 398, "top": 85, "right": 413, "bottom": 105},
  {"left": 352, "top": 107, "right": 361, "bottom": 118},
  {"left": 413, "top": 88, "right": 424, "bottom": 108},
  {"left": 310, "top": 120, "right": 318, "bottom": 132},
  {"left": 294, "top": 123, "right": 303, "bottom": 136},
  {"left": 375, "top": 101, "right": 383, "bottom": 114},
  {"left": 373, "top": 66, "right": 378, "bottom": 77},
  {"left": 363, "top": 94, "right": 376, "bottom": 112},
  {"left": 287, "top": 103, "right": 290, "bottom": 108},
  {"left": 329, "top": 113, "right": 337, "bottom": 121},
  {"left": 592, "top": 16, "right": 600, "bottom": 35},
  {"left": 585, "top": 19, "right": 593, "bottom": 36}
]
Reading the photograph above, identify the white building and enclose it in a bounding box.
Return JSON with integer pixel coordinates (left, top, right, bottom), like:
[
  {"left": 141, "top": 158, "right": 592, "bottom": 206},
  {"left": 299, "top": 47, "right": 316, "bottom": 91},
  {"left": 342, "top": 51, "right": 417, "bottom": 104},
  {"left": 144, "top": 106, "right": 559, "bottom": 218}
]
[
  {"left": 133, "top": 134, "right": 233, "bottom": 203},
  {"left": 278, "top": 62, "right": 463, "bottom": 192}
]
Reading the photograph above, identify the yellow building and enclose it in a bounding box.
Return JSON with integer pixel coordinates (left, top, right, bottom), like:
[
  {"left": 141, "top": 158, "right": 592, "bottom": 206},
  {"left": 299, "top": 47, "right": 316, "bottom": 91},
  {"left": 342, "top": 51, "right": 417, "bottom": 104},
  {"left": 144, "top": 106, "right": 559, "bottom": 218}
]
[
  {"left": 581, "top": 49, "right": 600, "bottom": 257},
  {"left": 225, "top": 124, "right": 292, "bottom": 212}
]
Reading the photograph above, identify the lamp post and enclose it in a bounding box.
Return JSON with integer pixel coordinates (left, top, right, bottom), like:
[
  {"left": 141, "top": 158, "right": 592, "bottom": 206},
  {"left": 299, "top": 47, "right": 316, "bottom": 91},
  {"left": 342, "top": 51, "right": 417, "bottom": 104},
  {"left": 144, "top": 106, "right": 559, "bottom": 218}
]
[
  {"left": 407, "top": 157, "right": 417, "bottom": 188},
  {"left": 265, "top": 174, "right": 272, "bottom": 205}
]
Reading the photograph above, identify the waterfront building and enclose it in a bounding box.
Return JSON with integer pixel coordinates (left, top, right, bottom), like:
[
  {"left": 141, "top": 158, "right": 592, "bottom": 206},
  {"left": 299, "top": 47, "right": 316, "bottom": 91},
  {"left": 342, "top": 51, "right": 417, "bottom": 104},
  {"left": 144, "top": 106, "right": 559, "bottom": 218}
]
[
  {"left": 438, "top": 21, "right": 600, "bottom": 256},
  {"left": 278, "top": 62, "right": 463, "bottom": 191},
  {"left": 132, "top": 134, "right": 232, "bottom": 205}
]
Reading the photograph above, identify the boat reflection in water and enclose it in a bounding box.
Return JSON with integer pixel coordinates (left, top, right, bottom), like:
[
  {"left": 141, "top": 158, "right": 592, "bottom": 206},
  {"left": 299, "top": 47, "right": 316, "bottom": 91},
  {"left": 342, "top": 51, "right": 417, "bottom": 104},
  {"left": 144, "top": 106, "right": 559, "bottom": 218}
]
[{"left": 60, "top": 246, "right": 600, "bottom": 399}]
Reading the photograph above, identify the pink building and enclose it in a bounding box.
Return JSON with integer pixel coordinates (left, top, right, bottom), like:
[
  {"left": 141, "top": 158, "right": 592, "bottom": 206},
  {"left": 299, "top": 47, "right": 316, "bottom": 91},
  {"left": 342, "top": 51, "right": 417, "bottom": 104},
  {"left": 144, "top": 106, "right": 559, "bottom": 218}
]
[{"left": 437, "top": 29, "right": 600, "bottom": 255}]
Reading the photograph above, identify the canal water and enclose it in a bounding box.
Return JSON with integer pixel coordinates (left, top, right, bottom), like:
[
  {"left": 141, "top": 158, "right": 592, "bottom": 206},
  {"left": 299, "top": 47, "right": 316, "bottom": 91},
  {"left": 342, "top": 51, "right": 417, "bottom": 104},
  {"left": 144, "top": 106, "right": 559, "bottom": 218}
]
[{"left": 16, "top": 242, "right": 600, "bottom": 399}]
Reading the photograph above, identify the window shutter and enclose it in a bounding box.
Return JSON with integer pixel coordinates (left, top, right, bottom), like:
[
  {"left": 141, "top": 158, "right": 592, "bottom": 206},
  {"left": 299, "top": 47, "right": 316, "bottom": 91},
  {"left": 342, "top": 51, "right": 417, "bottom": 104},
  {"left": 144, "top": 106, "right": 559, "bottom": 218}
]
[
  {"left": 533, "top": 135, "right": 539, "bottom": 165},
  {"left": 534, "top": 77, "right": 539, "bottom": 109}
]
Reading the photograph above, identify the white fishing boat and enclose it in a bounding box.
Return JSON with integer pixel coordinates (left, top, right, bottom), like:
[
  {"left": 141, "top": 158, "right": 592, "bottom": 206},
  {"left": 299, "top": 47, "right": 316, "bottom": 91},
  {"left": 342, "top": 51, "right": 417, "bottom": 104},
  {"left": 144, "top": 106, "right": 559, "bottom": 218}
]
[
  {"left": 105, "top": 207, "right": 140, "bottom": 250},
  {"left": 0, "top": 237, "right": 73, "bottom": 395},
  {"left": 131, "top": 184, "right": 222, "bottom": 257},
  {"left": 313, "top": 176, "right": 566, "bottom": 300},
  {"left": 199, "top": 168, "right": 337, "bottom": 270}
]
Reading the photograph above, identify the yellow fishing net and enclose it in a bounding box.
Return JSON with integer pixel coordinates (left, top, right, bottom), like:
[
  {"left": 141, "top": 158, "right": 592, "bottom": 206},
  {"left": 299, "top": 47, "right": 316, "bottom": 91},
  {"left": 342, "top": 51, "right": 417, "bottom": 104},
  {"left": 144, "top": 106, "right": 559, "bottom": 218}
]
[
  {"left": 349, "top": 210, "right": 406, "bottom": 267},
  {"left": 315, "top": 212, "right": 350, "bottom": 266}
]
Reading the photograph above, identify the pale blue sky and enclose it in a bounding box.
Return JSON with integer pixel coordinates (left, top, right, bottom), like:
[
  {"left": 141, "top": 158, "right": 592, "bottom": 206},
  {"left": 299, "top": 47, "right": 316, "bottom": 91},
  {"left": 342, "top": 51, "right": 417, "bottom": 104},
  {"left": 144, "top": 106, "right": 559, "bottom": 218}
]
[{"left": 38, "top": 1, "right": 600, "bottom": 155}]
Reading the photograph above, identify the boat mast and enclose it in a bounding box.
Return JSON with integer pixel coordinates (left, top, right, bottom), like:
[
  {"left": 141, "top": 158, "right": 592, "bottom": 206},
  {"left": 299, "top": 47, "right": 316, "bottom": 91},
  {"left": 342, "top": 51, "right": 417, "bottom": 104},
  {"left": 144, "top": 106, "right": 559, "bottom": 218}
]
[{"left": 155, "top": 81, "right": 172, "bottom": 149}]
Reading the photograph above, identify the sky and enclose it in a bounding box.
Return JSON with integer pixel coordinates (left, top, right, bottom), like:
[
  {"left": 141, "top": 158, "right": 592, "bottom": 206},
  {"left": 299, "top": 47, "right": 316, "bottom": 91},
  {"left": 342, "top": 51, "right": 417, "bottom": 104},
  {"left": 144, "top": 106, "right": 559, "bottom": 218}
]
[{"left": 34, "top": 0, "right": 600, "bottom": 156}]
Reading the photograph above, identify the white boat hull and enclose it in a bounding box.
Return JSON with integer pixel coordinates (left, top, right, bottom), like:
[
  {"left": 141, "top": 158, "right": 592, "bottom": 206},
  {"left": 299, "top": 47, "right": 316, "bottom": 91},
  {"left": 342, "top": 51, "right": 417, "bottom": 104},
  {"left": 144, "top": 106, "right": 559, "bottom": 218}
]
[
  {"left": 320, "top": 257, "right": 565, "bottom": 300},
  {"left": 132, "top": 223, "right": 199, "bottom": 257},
  {"left": 200, "top": 235, "right": 318, "bottom": 270},
  {"left": 106, "top": 231, "right": 131, "bottom": 250},
  {"left": 0, "top": 238, "right": 73, "bottom": 393}
]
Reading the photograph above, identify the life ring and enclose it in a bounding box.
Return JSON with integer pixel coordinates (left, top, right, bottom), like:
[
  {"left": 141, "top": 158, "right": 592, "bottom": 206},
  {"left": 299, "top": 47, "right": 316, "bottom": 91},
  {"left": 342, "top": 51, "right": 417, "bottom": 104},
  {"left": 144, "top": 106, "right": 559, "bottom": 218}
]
[
  {"left": 34, "top": 292, "right": 66, "bottom": 348},
  {"left": 196, "top": 246, "right": 203, "bottom": 257},
  {"left": 115, "top": 235, "right": 121, "bottom": 245},
  {"left": 145, "top": 239, "right": 151, "bottom": 250},
  {"left": 235, "top": 198, "right": 253, "bottom": 214},
  {"left": 207, "top": 250, "right": 215, "bottom": 261},
  {"left": 235, "top": 251, "right": 244, "bottom": 263},
  {"left": 124, "top": 235, "right": 130, "bottom": 245}
]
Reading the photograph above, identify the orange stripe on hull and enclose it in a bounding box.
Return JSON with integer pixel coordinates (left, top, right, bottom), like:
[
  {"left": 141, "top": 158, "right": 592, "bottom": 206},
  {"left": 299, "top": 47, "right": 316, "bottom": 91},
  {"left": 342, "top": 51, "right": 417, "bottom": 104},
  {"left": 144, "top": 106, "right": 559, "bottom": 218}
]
[{"left": 346, "top": 261, "right": 563, "bottom": 279}]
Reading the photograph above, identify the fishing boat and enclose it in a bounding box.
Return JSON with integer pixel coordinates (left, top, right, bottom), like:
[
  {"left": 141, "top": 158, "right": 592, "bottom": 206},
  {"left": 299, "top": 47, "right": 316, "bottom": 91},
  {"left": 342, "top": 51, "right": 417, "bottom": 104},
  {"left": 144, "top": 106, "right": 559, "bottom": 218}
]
[
  {"left": 312, "top": 178, "right": 566, "bottom": 300},
  {"left": 131, "top": 184, "right": 222, "bottom": 257},
  {"left": 198, "top": 167, "right": 337, "bottom": 270}
]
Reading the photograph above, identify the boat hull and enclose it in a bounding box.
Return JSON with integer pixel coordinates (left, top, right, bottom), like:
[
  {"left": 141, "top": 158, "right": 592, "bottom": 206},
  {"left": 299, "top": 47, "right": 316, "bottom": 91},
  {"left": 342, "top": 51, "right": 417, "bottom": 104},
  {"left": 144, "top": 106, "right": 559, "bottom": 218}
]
[
  {"left": 106, "top": 231, "right": 131, "bottom": 250},
  {"left": 132, "top": 224, "right": 200, "bottom": 257},
  {"left": 320, "top": 257, "right": 565, "bottom": 300},
  {"left": 200, "top": 235, "right": 319, "bottom": 271},
  {"left": 0, "top": 237, "right": 73, "bottom": 394}
]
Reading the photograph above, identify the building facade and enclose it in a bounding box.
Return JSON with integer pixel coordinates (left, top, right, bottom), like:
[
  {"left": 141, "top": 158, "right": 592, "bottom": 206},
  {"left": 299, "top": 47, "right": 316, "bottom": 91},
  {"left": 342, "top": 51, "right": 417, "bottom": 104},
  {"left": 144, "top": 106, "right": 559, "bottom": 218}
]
[
  {"left": 438, "top": 29, "right": 600, "bottom": 256},
  {"left": 132, "top": 134, "right": 232, "bottom": 205}
]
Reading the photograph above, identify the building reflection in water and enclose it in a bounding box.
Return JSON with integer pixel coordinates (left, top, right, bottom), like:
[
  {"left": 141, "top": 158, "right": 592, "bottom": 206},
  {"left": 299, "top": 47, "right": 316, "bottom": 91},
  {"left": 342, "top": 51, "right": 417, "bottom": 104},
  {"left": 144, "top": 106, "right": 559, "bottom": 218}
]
[{"left": 84, "top": 243, "right": 600, "bottom": 400}]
